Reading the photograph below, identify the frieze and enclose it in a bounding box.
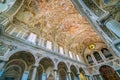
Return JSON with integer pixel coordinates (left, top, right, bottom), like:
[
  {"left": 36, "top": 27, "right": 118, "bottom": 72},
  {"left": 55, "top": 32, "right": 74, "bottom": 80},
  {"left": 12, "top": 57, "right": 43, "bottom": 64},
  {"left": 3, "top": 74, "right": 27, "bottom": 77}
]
[
  {"left": 8, "top": 45, "right": 17, "bottom": 51},
  {"left": 0, "top": 40, "right": 18, "bottom": 56},
  {"left": 0, "top": 41, "right": 8, "bottom": 56}
]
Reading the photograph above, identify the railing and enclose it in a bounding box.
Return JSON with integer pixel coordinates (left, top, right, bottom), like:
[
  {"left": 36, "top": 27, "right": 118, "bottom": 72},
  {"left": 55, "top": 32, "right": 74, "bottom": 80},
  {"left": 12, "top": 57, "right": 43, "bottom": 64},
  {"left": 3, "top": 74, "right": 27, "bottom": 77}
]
[
  {"left": 0, "top": 30, "right": 87, "bottom": 66},
  {"left": 87, "top": 57, "right": 120, "bottom": 74}
]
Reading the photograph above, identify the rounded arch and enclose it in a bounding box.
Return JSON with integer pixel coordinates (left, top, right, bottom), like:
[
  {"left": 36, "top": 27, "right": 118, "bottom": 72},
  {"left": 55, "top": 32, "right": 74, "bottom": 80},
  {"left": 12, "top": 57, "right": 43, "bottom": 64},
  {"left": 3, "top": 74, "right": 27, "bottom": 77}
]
[
  {"left": 5, "top": 59, "right": 27, "bottom": 71},
  {"left": 7, "top": 50, "right": 36, "bottom": 61},
  {"left": 9, "top": 51, "right": 35, "bottom": 67},
  {"left": 99, "top": 65, "right": 119, "bottom": 80},
  {"left": 1, "top": 59, "right": 27, "bottom": 80},
  {"left": 93, "top": 51, "right": 102, "bottom": 62},
  {"left": 57, "top": 62, "right": 68, "bottom": 72},
  {"left": 56, "top": 60, "right": 68, "bottom": 69},
  {"left": 101, "top": 48, "right": 113, "bottom": 58},
  {"left": 58, "top": 62, "right": 68, "bottom": 80},
  {"left": 86, "top": 54, "right": 94, "bottom": 65},
  {"left": 70, "top": 65, "right": 78, "bottom": 80},
  {"left": 39, "top": 57, "right": 54, "bottom": 71},
  {"left": 79, "top": 67, "right": 87, "bottom": 80}
]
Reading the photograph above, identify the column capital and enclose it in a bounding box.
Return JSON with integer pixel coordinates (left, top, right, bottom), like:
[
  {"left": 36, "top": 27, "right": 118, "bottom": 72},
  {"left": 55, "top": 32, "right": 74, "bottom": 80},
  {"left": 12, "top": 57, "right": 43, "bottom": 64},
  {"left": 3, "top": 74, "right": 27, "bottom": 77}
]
[
  {"left": 67, "top": 71, "right": 71, "bottom": 73},
  {"left": 53, "top": 68, "right": 58, "bottom": 71},
  {"left": 34, "top": 63, "right": 39, "bottom": 67},
  {"left": 77, "top": 72, "right": 80, "bottom": 75}
]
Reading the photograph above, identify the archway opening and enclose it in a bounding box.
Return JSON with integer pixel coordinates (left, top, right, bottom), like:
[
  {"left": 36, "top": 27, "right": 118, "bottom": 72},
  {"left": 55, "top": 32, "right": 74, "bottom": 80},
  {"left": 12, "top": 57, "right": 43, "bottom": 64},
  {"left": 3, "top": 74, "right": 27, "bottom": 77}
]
[
  {"left": 99, "top": 65, "right": 119, "bottom": 80},
  {"left": 39, "top": 57, "right": 54, "bottom": 80},
  {"left": 1, "top": 51, "right": 35, "bottom": 80},
  {"left": 70, "top": 65, "right": 78, "bottom": 80},
  {"left": 58, "top": 62, "right": 67, "bottom": 80},
  {"left": 79, "top": 68, "right": 86, "bottom": 80}
]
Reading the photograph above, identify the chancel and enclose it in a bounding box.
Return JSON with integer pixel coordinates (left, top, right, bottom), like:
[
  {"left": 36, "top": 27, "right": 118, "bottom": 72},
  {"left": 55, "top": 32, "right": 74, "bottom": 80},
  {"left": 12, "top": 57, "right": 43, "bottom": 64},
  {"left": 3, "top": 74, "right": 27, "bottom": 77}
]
[{"left": 0, "top": 0, "right": 120, "bottom": 80}]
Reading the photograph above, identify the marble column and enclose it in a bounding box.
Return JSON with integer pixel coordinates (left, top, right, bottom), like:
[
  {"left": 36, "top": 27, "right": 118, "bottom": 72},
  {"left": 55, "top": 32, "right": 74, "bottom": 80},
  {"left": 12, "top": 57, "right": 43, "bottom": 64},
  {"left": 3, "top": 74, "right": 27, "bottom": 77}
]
[
  {"left": 98, "top": 51, "right": 106, "bottom": 62},
  {"left": 54, "top": 69, "right": 57, "bottom": 80},
  {"left": 77, "top": 73, "right": 80, "bottom": 80},
  {"left": 31, "top": 66, "right": 38, "bottom": 80},
  {"left": 0, "top": 61, "right": 6, "bottom": 77},
  {"left": 91, "top": 54, "right": 98, "bottom": 64},
  {"left": 21, "top": 71, "right": 29, "bottom": 80},
  {"left": 67, "top": 71, "right": 71, "bottom": 80}
]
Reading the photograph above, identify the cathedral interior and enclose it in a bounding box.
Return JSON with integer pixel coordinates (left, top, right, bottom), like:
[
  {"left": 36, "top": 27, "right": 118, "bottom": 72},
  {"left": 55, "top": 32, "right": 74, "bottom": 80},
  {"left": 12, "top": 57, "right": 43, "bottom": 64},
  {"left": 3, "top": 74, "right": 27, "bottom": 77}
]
[{"left": 0, "top": 0, "right": 120, "bottom": 80}]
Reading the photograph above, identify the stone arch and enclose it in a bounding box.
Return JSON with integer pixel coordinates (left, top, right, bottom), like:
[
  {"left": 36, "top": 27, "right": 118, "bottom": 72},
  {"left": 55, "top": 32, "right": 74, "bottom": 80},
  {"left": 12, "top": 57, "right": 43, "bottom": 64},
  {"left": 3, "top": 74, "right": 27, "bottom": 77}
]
[
  {"left": 7, "top": 49, "right": 36, "bottom": 61},
  {"left": 39, "top": 57, "right": 55, "bottom": 70},
  {"left": 70, "top": 65, "right": 78, "bottom": 80},
  {"left": 99, "top": 65, "right": 119, "bottom": 80},
  {"left": 79, "top": 67, "right": 87, "bottom": 80},
  {"left": 101, "top": 48, "right": 113, "bottom": 58},
  {"left": 38, "top": 57, "right": 55, "bottom": 80},
  {"left": 0, "top": 59, "right": 27, "bottom": 80},
  {"left": 57, "top": 62, "right": 68, "bottom": 80},
  {"left": 39, "top": 57, "right": 55, "bottom": 68},
  {"left": 9, "top": 51, "right": 35, "bottom": 68},
  {"left": 5, "top": 59, "right": 27, "bottom": 71},
  {"left": 93, "top": 51, "right": 102, "bottom": 62},
  {"left": 56, "top": 60, "right": 68, "bottom": 69}
]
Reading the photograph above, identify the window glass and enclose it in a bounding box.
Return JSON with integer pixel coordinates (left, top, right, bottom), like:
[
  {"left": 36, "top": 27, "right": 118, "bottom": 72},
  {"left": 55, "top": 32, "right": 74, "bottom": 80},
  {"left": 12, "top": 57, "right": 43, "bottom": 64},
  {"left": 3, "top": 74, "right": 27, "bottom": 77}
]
[
  {"left": 59, "top": 46, "right": 64, "bottom": 54},
  {"left": 27, "top": 33, "right": 37, "bottom": 43},
  {"left": 93, "top": 52, "right": 102, "bottom": 61},
  {"left": 69, "top": 51, "right": 73, "bottom": 58},
  {"left": 101, "top": 48, "right": 112, "bottom": 58},
  {"left": 86, "top": 55, "right": 93, "bottom": 64},
  {"left": 46, "top": 41, "right": 52, "bottom": 50}
]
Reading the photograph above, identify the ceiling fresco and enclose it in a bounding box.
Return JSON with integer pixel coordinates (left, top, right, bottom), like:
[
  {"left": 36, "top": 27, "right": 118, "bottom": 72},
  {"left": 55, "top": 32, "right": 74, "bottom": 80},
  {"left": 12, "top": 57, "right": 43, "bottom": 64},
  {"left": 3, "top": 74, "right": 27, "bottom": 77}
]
[{"left": 15, "top": 0, "right": 103, "bottom": 54}]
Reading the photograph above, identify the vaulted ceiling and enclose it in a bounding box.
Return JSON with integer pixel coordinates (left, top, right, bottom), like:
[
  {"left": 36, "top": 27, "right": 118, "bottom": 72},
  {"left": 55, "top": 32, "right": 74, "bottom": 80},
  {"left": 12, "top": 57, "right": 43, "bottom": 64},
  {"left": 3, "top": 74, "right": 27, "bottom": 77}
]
[{"left": 15, "top": 0, "right": 104, "bottom": 54}]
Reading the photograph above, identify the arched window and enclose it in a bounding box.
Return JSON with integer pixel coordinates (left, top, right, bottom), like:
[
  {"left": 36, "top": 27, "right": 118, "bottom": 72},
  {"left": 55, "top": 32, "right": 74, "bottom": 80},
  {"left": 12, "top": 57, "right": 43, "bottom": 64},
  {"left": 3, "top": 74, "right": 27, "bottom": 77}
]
[
  {"left": 27, "top": 33, "right": 37, "bottom": 43},
  {"left": 59, "top": 46, "right": 64, "bottom": 55},
  {"left": 46, "top": 41, "right": 52, "bottom": 50},
  {"left": 101, "top": 48, "right": 112, "bottom": 58},
  {"left": 69, "top": 51, "right": 73, "bottom": 58},
  {"left": 93, "top": 52, "right": 102, "bottom": 61},
  {"left": 86, "top": 55, "right": 93, "bottom": 64}
]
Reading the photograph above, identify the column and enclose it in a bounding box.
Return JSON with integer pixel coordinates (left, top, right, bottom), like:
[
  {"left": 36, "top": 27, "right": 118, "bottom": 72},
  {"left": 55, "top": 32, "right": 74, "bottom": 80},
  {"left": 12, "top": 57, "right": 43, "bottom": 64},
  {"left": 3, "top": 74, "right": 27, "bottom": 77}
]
[
  {"left": 0, "top": 24, "right": 4, "bottom": 34},
  {"left": 42, "top": 73, "right": 47, "bottom": 80},
  {"left": 99, "top": 75, "right": 103, "bottom": 80},
  {"left": 9, "top": 27, "right": 16, "bottom": 35},
  {"left": 41, "top": 38, "right": 45, "bottom": 47},
  {"left": 21, "top": 71, "right": 29, "bottom": 80},
  {"left": 64, "top": 48, "right": 69, "bottom": 57},
  {"left": 91, "top": 54, "right": 98, "bottom": 65},
  {"left": 0, "top": 61, "right": 6, "bottom": 77},
  {"left": 54, "top": 69, "right": 57, "bottom": 80},
  {"left": 21, "top": 31, "right": 27, "bottom": 39},
  {"left": 98, "top": 51, "right": 106, "bottom": 62},
  {"left": 53, "top": 43, "right": 58, "bottom": 52},
  {"left": 77, "top": 73, "right": 80, "bottom": 80},
  {"left": 67, "top": 71, "right": 71, "bottom": 80},
  {"left": 31, "top": 66, "right": 38, "bottom": 80},
  {"left": 116, "top": 71, "right": 120, "bottom": 78}
]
